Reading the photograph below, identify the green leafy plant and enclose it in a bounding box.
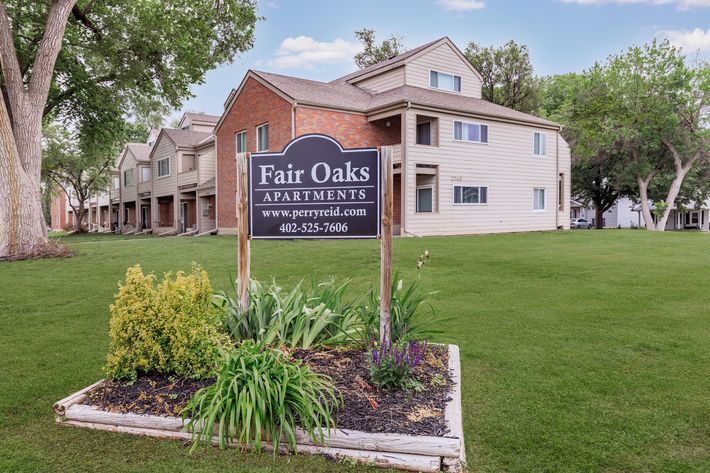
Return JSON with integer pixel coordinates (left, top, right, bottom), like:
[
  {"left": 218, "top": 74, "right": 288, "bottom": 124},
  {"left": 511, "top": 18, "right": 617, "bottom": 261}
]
[
  {"left": 354, "top": 272, "right": 439, "bottom": 346},
  {"left": 369, "top": 341, "right": 428, "bottom": 390},
  {"left": 214, "top": 278, "right": 360, "bottom": 348},
  {"left": 182, "top": 340, "right": 339, "bottom": 453},
  {"left": 104, "top": 264, "right": 231, "bottom": 380}
]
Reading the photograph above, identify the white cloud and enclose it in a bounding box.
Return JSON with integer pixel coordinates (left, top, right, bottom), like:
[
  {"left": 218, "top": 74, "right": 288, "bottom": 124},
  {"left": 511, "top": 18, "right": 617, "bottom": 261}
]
[
  {"left": 436, "top": 0, "right": 486, "bottom": 11},
  {"left": 665, "top": 28, "right": 710, "bottom": 51},
  {"left": 560, "top": 0, "right": 710, "bottom": 9},
  {"left": 267, "top": 36, "right": 361, "bottom": 69}
]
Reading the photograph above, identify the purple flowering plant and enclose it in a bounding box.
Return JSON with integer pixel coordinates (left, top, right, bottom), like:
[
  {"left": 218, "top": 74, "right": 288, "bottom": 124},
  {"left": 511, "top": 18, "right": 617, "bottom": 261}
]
[{"left": 369, "top": 340, "right": 428, "bottom": 389}]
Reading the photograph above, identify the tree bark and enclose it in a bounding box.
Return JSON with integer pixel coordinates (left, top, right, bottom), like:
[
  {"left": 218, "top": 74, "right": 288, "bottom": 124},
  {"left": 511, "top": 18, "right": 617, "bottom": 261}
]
[
  {"left": 594, "top": 205, "right": 604, "bottom": 229},
  {"left": 0, "top": 0, "right": 77, "bottom": 258},
  {"left": 637, "top": 175, "right": 656, "bottom": 231},
  {"left": 0, "top": 89, "right": 47, "bottom": 256}
]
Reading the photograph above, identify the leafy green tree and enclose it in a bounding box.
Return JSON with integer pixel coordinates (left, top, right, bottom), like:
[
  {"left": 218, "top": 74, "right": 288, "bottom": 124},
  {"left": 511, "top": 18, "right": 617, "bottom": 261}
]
[
  {"left": 603, "top": 40, "right": 710, "bottom": 230},
  {"left": 0, "top": 0, "right": 258, "bottom": 258},
  {"left": 539, "top": 69, "right": 631, "bottom": 228},
  {"left": 464, "top": 40, "right": 540, "bottom": 113},
  {"left": 354, "top": 28, "right": 405, "bottom": 69},
  {"left": 42, "top": 121, "right": 148, "bottom": 232}
]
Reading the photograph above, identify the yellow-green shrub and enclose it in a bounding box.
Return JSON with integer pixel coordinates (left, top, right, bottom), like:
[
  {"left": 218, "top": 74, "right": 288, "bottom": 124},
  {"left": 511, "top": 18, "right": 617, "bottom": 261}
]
[{"left": 104, "top": 264, "right": 232, "bottom": 380}]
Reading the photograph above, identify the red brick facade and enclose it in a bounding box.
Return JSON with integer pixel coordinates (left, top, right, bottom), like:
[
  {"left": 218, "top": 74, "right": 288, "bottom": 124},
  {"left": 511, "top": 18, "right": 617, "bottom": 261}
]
[
  {"left": 50, "top": 194, "right": 66, "bottom": 230},
  {"left": 216, "top": 77, "right": 293, "bottom": 230},
  {"left": 295, "top": 108, "right": 401, "bottom": 148},
  {"left": 216, "top": 76, "right": 403, "bottom": 232}
]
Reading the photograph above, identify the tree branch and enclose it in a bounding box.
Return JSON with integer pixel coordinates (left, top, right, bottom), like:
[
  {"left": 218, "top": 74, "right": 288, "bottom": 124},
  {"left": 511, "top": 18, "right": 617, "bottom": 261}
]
[
  {"left": 43, "top": 73, "right": 116, "bottom": 117},
  {"left": 28, "top": 0, "right": 77, "bottom": 105},
  {"left": 0, "top": 1, "right": 26, "bottom": 118},
  {"left": 71, "top": 4, "right": 102, "bottom": 40}
]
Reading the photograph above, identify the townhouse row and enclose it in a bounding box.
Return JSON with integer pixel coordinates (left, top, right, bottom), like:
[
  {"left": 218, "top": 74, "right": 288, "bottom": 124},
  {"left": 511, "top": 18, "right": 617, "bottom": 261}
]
[{"left": 52, "top": 37, "right": 572, "bottom": 237}]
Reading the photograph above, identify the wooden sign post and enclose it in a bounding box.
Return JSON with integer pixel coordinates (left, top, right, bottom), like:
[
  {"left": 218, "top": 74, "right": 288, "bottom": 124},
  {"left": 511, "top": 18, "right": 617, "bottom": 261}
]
[
  {"left": 236, "top": 152, "right": 250, "bottom": 314},
  {"left": 379, "top": 146, "right": 393, "bottom": 347}
]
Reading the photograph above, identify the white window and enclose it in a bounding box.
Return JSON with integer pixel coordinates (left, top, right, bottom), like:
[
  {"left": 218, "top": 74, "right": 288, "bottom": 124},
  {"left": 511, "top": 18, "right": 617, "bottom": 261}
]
[
  {"left": 533, "top": 188, "right": 546, "bottom": 211},
  {"left": 430, "top": 70, "right": 461, "bottom": 92},
  {"left": 256, "top": 123, "right": 269, "bottom": 152},
  {"left": 113, "top": 176, "right": 120, "bottom": 190},
  {"left": 416, "top": 121, "right": 432, "bottom": 145},
  {"left": 123, "top": 169, "right": 133, "bottom": 187},
  {"left": 141, "top": 166, "right": 151, "bottom": 182},
  {"left": 236, "top": 130, "right": 247, "bottom": 153},
  {"left": 416, "top": 187, "right": 433, "bottom": 213},
  {"left": 454, "top": 186, "right": 488, "bottom": 204},
  {"left": 534, "top": 132, "right": 546, "bottom": 156},
  {"left": 454, "top": 121, "right": 488, "bottom": 143},
  {"left": 157, "top": 158, "right": 170, "bottom": 177}
]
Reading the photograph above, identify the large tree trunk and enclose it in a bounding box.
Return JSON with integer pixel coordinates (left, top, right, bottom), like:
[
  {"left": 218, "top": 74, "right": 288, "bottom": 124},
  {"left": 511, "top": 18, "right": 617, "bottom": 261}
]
[
  {"left": 0, "top": 0, "right": 76, "bottom": 258},
  {"left": 74, "top": 201, "right": 87, "bottom": 233},
  {"left": 594, "top": 205, "right": 604, "bottom": 229},
  {"left": 637, "top": 176, "right": 657, "bottom": 231},
  {"left": 0, "top": 90, "right": 47, "bottom": 257}
]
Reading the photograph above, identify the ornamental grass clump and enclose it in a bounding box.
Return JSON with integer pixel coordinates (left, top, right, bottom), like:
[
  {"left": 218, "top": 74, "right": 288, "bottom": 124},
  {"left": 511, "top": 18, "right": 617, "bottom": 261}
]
[
  {"left": 215, "top": 278, "right": 360, "bottom": 348},
  {"left": 369, "top": 340, "right": 428, "bottom": 390},
  {"left": 182, "top": 340, "right": 339, "bottom": 453},
  {"left": 104, "top": 264, "right": 232, "bottom": 380}
]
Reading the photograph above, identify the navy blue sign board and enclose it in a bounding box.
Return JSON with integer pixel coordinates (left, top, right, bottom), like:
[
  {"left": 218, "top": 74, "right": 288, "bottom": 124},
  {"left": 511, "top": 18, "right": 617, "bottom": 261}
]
[{"left": 248, "top": 134, "right": 380, "bottom": 239}]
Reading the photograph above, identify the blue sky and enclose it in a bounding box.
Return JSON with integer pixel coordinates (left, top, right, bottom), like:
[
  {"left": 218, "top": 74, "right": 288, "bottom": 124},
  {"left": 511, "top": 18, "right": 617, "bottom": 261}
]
[{"left": 180, "top": 0, "right": 710, "bottom": 116}]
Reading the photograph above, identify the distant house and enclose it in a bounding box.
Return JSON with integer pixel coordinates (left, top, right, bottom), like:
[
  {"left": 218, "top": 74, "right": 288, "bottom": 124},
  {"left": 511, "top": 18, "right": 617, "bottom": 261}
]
[
  {"left": 571, "top": 197, "right": 641, "bottom": 228},
  {"left": 571, "top": 196, "right": 710, "bottom": 230},
  {"left": 215, "top": 37, "right": 571, "bottom": 236}
]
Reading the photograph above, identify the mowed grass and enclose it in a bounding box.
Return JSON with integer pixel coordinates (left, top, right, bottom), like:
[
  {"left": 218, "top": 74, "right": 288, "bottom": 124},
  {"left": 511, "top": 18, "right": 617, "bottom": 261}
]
[{"left": 1, "top": 230, "right": 709, "bottom": 473}]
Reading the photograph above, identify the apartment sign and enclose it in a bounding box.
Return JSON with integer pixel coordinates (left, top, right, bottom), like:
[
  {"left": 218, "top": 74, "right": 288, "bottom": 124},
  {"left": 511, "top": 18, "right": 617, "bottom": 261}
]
[{"left": 249, "top": 134, "right": 380, "bottom": 239}]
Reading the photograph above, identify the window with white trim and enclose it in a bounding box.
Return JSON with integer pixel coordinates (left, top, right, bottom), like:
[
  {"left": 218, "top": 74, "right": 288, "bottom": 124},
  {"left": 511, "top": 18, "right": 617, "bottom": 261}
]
[
  {"left": 157, "top": 158, "right": 170, "bottom": 177},
  {"left": 236, "top": 130, "right": 247, "bottom": 153},
  {"left": 533, "top": 188, "right": 546, "bottom": 211},
  {"left": 454, "top": 186, "right": 488, "bottom": 204},
  {"left": 416, "top": 187, "right": 433, "bottom": 213},
  {"left": 256, "top": 123, "right": 269, "bottom": 152},
  {"left": 123, "top": 169, "right": 133, "bottom": 186},
  {"left": 534, "top": 132, "right": 546, "bottom": 156},
  {"left": 113, "top": 176, "right": 120, "bottom": 190},
  {"left": 454, "top": 121, "right": 488, "bottom": 143},
  {"left": 429, "top": 70, "right": 461, "bottom": 92}
]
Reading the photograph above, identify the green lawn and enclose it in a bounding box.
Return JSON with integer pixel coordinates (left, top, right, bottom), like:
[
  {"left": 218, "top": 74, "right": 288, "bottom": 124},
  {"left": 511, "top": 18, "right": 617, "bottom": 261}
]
[{"left": 1, "top": 231, "right": 709, "bottom": 472}]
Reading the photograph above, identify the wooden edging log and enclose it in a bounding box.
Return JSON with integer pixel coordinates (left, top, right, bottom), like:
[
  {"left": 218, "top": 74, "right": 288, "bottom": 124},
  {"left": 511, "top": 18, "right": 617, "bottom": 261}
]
[
  {"left": 61, "top": 403, "right": 459, "bottom": 458},
  {"left": 53, "top": 379, "right": 105, "bottom": 417},
  {"left": 443, "top": 344, "right": 466, "bottom": 472},
  {"left": 53, "top": 344, "right": 465, "bottom": 472},
  {"left": 58, "top": 419, "right": 441, "bottom": 472}
]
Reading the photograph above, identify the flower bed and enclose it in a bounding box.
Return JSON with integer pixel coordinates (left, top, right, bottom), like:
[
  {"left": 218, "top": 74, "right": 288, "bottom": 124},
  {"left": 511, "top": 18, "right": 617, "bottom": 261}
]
[
  {"left": 53, "top": 261, "right": 466, "bottom": 471},
  {"left": 54, "top": 344, "right": 464, "bottom": 472}
]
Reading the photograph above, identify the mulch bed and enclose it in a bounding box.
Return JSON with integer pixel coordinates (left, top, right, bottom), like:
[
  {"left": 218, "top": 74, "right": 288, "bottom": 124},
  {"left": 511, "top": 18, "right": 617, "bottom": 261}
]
[{"left": 85, "top": 345, "right": 452, "bottom": 437}]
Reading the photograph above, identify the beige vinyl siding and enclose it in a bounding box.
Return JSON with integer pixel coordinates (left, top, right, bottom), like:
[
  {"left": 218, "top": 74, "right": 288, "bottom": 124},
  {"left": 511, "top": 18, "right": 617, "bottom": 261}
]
[
  {"left": 558, "top": 138, "right": 572, "bottom": 229},
  {"left": 406, "top": 43, "right": 482, "bottom": 99},
  {"left": 190, "top": 123, "right": 216, "bottom": 133},
  {"left": 119, "top": 150, "right": 138, "bottom": 203},
  {"left": 151, "top": 136, "right": 177, "bottom": 231},
  {"left": 197, "top": 145, "right": 215, "bottom": 185},
  {"left": 402, "top": 108, "right": 567, "bottom": 236},
  {"left": 353, "top": 67, "right": 405, "bottom": 93}
]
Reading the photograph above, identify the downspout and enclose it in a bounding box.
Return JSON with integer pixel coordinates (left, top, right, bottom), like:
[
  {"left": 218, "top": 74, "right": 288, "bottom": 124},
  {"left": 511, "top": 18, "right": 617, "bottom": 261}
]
[
  {"left": 291, "top": 101, "right": 297, "bottom": 139},
  {"left": 555, "top": 130, "right": 560, "bottom": 229}
]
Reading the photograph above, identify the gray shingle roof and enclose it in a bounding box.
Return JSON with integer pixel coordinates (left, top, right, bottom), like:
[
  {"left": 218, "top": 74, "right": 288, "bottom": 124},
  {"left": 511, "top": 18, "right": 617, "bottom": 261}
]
[
  {"left": 252, "top": 70, "right": 372, "bottom": 112},
  {"left": 368, "top": 86, "right": 559, "bottom": 127},
  {"left": 184, "top": 112, "right": 220, "bottom": 123},
  {"left": 244, "top": 37, "right": 559, "bottom": 129},
  {"left": 163, "top": 129, "right": 213, "bottom": 148},
  {"left": 126, "top": 143, "right": 151, "bottom": 162}
]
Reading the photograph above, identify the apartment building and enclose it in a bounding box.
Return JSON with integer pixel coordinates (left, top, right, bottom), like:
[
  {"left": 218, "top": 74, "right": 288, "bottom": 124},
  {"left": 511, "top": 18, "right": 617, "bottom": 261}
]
[
  {"left": 109, "top": 113, "right": 215, "bottom": 235},
  {"left": 215, "top": 37, "right": 571, "bottom": 236}
]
